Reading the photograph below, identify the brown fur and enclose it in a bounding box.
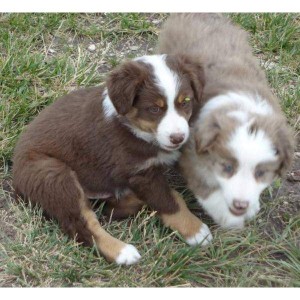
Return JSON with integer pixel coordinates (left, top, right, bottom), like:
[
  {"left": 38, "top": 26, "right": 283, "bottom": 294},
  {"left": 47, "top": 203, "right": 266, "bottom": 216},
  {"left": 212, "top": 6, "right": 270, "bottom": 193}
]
[
  {"left": 103, "top": 192, "right": 144, "bottom": 220},
  {"left": 12, "top": 55, "right": 205, "bottom": 263},
  {"left": 161, "top": 190, "right": 204, "bottom": 240},
  {"left": 194, "top": 106, "right": 239, "bottom": 153},
  {"left": 249, "top": 115, "right": 294, "bottom": 177}
]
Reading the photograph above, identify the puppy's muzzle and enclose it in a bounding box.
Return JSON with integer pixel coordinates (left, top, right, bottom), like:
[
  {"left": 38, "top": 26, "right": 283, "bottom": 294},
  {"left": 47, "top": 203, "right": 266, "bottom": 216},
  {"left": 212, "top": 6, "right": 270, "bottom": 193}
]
[
  {"left": 169, "top": 133, "right": 185, "bottom": 145},
  {"left": 230, "top": 199, "right": 249, "bottom": 216}
]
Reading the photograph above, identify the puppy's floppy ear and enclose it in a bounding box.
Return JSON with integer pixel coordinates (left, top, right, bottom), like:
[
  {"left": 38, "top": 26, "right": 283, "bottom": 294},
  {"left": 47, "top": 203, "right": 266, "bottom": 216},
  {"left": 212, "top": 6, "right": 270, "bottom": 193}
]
[
  {"left": 273, "top": 123, "right": 294, "bottom": 177},
  {"left": 177, "top": 55, "right": 205, "bottom": 103},
  {"left": 106, "top": 61, "right": 147, "bottom": 115},
  {"left": 194, "top": 113, "right": 236, "bottom": 154},
  {"left": 194, "top": 114, "right": 220, "bottom": 154}
]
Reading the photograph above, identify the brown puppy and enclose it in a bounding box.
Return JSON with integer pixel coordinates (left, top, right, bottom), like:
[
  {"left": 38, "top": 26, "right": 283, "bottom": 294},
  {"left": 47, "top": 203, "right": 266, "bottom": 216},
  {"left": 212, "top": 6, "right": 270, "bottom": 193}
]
[
  {"left": 158, "top": 14, "right": 294, "bottom": 230},
  {"left": 12, "top": 54, "right": 212, "bottom": 265}
]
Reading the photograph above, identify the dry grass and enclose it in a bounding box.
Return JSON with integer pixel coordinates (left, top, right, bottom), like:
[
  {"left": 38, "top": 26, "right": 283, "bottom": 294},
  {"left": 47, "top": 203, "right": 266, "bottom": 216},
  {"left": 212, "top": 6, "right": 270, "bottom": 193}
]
[{"left": 0, "top": 13, "right": 299, "bottom": 287}]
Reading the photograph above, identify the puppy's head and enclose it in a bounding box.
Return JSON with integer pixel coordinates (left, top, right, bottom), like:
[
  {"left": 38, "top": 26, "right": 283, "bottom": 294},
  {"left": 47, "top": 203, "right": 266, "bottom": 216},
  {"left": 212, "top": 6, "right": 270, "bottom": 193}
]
[
  {"left": 194, "top": 108, "right": 294, "bottom": 224},
  {"left": 105, "top": 54, "right": 204, "bottom": 151}
]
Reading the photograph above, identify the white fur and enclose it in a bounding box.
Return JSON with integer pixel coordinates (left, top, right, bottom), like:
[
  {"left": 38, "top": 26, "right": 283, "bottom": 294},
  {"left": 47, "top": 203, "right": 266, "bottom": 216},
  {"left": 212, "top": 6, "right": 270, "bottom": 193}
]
[
  {"left": 215, "top": 122, "right": 277, "bottom": 213},
  {"left": 186, "top": 223, "right": 213, "bottom": 246},
  {"left": 229, "top": 122, "right": 278, "bottom": 166},
  {"left": 199, "top": 92, "right": 273, "bottom": 123},
  {"left": 227, "top": 110, "right": 248, "bottom": 123},
  {"left": 197, "top": 191, "right": 248, "bottom": 228},
  {"left": 115, "top": 244, "right": 141, "bottom": 265},
  {"left": 156, "top": 111, "right": 189, "bottom": 150},
  {"left": 135, "top": 55, "right": 180, "bottom": 102},
  {"left": 136, "top": 150, "right": 181, "bottom": 172},
  {"left": 136, "top": 55, "right": 190, "bottom": 150},
  {"left": 102, "top": 89, "right": 117, "bottom": 118}
]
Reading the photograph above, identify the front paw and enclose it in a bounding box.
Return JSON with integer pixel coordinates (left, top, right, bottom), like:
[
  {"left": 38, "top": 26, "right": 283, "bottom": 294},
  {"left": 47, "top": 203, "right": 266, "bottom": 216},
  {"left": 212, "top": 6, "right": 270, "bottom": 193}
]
[
  {"left": 186, "top": 223, "right": 213, "bottom": 246},
  {"left": 115, "top": 244, "right": 141, "bottom": 265}
]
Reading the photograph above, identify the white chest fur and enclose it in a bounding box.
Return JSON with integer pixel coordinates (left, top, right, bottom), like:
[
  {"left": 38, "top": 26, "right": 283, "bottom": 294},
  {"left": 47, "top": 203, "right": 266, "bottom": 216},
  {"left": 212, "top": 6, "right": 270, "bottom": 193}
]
[{"left": 136, "top": 150, "right": 181, "bottom": 173}]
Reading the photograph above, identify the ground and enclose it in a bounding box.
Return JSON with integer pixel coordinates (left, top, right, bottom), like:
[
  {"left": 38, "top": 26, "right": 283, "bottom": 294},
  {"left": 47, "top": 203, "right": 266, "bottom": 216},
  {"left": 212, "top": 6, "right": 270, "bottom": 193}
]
[{"left": 0, "top": 13, "right": 299, "bottom": 287}]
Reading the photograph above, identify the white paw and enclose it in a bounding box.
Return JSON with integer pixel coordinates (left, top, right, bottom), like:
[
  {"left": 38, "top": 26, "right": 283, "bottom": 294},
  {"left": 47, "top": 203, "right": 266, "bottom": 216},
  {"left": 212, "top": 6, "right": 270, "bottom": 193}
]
[
  {"left": 186, "top": 223, "right": 213, "bottom": 246},
  {"left": 115, "top": 244, "right": 141, "bottom": 265}
]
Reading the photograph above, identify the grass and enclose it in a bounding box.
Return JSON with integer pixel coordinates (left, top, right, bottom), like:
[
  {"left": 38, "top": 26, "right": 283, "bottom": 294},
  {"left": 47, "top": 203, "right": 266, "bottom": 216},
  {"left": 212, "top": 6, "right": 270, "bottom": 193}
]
[{"left": 0, "top": 13, "right": 299, "bottom": 287}]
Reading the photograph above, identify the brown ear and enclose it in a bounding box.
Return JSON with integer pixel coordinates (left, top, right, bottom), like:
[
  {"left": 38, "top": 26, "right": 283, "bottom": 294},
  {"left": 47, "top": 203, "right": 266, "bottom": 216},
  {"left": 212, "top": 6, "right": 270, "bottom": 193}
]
[
  {"left": 194, "top": 114, "right": 220, "bottom": 154},
  {"left": 177, "top": 55, "right": 205, "bottom": 103},
  {"left": 106, "top": 61, "right": 147, "bottom": 115},
  {"left": 194, "top": 112, "right": 237, "bottom": 154},
  {"left": 273, "top": 123, "right": 294, "bottom": 177}
]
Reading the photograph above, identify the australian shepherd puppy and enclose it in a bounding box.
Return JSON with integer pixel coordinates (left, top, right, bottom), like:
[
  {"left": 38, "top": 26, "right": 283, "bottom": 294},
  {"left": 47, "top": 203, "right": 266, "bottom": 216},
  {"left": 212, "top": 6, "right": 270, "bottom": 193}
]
[
  {"left": 158, "top": 14, "right": 294, "bottom": 230},
  {"left": 12, "top": 54, "right": 212, "bottom": 265}
]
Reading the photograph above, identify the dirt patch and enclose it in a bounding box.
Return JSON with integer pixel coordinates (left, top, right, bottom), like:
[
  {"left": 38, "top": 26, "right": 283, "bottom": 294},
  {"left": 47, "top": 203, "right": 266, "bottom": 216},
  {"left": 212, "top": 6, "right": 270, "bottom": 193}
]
[{"left": 261, "top": 138, "right": 300, "bottom": 237}]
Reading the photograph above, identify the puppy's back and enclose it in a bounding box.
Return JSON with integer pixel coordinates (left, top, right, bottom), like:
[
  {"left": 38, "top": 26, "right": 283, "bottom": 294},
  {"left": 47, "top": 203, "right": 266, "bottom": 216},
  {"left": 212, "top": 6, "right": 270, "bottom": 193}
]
[
  {"left": 13, "top": 86, "right": 104, "bottom": 170},
  {"left": 158, "top": 13, "right": 251, "bottom": 63}
]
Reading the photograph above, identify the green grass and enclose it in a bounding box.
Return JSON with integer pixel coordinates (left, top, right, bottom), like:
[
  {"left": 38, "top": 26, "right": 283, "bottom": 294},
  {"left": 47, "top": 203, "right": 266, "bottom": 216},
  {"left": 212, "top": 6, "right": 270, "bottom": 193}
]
[{"left": 0, "top": 13, "right": 299, "bottom": 287}]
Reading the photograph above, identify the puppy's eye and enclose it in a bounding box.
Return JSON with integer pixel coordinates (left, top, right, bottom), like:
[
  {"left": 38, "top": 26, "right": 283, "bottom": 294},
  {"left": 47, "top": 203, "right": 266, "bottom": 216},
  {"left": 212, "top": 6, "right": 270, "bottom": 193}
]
[
  {"left": 180, "top": 97, "right": 191, "bottom": 108},
  {"left": 223, "top": 163, "right": 234, "bottom": 174},
  {"left": 255, "top": 170, "right": 265, "bottom": 178},
  {"left": 148, "top": 106, "right": 161, "bottom": 114}
]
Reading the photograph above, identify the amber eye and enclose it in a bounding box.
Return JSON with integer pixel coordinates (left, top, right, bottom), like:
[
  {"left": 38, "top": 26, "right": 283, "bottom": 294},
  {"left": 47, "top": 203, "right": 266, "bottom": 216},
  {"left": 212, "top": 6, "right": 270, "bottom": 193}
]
[
  {"left": 255, "top": 170, "right": 265, "bottom": 178},
  {"left": 223, "top": 163, "right": 234, "bottom": 175},
  {"left": 148, "top": 106, "right": 161, "bottom": 114},
  {"left": 180, "top": 97, "right": 191, "bottom": 108}
]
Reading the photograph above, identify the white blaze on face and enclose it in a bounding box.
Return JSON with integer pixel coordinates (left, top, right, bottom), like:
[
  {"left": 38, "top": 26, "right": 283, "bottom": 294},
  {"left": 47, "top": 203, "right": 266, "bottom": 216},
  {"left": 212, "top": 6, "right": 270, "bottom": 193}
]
[
  {"left": 216, "top": 121, "right": 277, "bottom": 213},
  {"left": 136, "top": 55, "right": 190, "bottom": 151}
]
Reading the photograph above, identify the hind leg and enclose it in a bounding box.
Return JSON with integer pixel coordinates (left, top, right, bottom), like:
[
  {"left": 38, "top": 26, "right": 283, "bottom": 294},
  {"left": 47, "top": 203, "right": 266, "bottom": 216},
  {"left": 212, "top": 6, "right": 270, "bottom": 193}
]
[
  {"left": 13, "top": 153, "right": 141, "bottom": 265},
  {"left": 75, "top": 180, "right": 141, "bottom": 264}
]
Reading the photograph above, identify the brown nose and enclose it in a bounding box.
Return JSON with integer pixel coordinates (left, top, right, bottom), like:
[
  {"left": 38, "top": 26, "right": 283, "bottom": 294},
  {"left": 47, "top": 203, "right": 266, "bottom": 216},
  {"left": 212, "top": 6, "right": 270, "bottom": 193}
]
[
  {"left": 170, "top": 133, "right": 185, "bottom": 145},
  {"left": 233, "top": 200, "right": 249, "bottom": 211}
]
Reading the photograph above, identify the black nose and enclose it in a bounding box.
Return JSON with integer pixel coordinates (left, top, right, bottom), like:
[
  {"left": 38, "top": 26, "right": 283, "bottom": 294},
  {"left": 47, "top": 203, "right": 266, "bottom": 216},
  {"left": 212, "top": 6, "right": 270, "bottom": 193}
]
[
  {"left": 233, "top": 199, "right": 249, "bottom": 211},
  {"left": 170, "top": 133, "right": 185, "bottom": 145}
]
